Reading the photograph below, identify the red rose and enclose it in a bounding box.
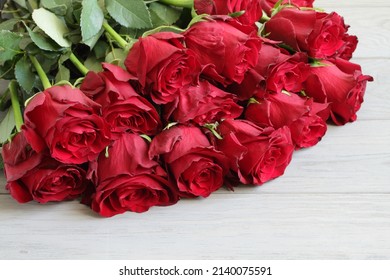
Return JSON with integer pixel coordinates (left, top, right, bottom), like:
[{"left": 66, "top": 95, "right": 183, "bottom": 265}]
[
  {"left": 2, "top": 132, "right": 86, "bottom": 203},
  {"left": 87, "top": 133, "right": 178, "bottom": 217},
  {"left": 229, "top": 43, "right": 309, "bottom": 99},
  {"left": 245, "top": 93, "right": 329, "bottom": 149},
  {"left": 260, "top": 0, "right": 314, "bottom": 16},
  {"left": 184, "top": 18, "right": 262, "bottom": 86},
  {"left": 265, "top": 53, "right": 310, "bottom": 94},
  {"left": 228, "top": 43, "right": 283, "bottom": 100},
  {"left": 265, "top": 8, "right": 357, "bottom": 59},
  {"left": 217, "top": 119, "right": 294, "bottom": 185},
  {"left": 164, "top": 80, "right": 243, "bottom": 125},
  {"left": 124, "top": 32, "right": 200, "bottom": 104},
  {"left": 22, "top": 85, "right": 111, "bottom": 164},
  {"left": 305, "top": 58, "right": 373, "bottom": 125},
  {"left": 81, "top": 63, "right": 162, "bottom": 137},
  {"left": 1, "top": 131, "right": 43, "bottom": 182},
  {"left": 149, "top": 125, "right": 229, "bottom": 198},
  {"left": 194, "top": 0, "right": 263, "bottom": 26},
  {"left": 80, "top": 63, "right": 135, "bottom": 105}
]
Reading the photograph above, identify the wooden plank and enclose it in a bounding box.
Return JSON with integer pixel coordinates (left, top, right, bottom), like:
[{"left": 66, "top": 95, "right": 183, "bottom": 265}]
[
  {"left": 0, "top": 194, "right": 389, "bottom": 259},
  {"left": 312, "top": 8, "right": 390, "bottom": 58},
  {"left": 348, "top": 58, "right": 389, "bottom": 120},
  {"left": 316, "top": 0, "right": 389, "bottom": 8}
]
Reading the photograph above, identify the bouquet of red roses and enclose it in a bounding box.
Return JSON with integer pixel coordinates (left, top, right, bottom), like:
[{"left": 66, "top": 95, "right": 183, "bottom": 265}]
[{"left": 0, "top": 0, "right": 372, "bottom": 217}]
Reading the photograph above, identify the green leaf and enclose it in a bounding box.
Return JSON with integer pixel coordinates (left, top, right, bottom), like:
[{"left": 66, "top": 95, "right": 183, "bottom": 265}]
[
  {"left": 149, "top": 2, "right": 182, "bottom": 27},
  {"left": 13, "top": 0, "right": 28, "bottom": 9},
  {"left": 81, "top": 0, "right": 104, "bottom": 45},
  {"left": 0, "top": 61, "right": 16, "bottom": 80},
  {"left": 84, "top": 55, "right": 103, "bottom": 72},
  {"left": 93, "top": 40, "right": 109, "bottom": 59},
  {"left": 25, "top": 25, "right": 61, "bottom": 52},
  {"left": 0, "top": 30, "right": 23, "bottom": 63},
  {"left": 32, "top": 8, "right": 71, "bottom": 48},
  {"left": 0, "top": 18, "right": 21, "bottom": 31},
  {"left": 83, "top": 29, "right": 104, "bottom": 49},
  {"left": 27, "top": 0, "right": 38, "bottom": 10},
  {"left": 0, "top": 86, "right": 10, "bottom": 111},
  {"left": 0, "top": 107, "right": 15, "bottom": 144},
  {"left": 106, "top": 0, "right": 152, "bottom": 29},
  {"left": 55, "top": 64, "right": 70, "bottom": 84},
  {"left": 105, "top": 48, "right": 126, "bottom": 67},
  {"left": 55, "top": 52, "right": 70, "bottom": 84},
  {"left": 41, "top": 0, "right": 72, "bottom": 16},
  {"left": 15, "top": 56, "right": 35, "bottom": 93},
  {"left": 0, "top": 152, "right": 4, "bottom": 170}
]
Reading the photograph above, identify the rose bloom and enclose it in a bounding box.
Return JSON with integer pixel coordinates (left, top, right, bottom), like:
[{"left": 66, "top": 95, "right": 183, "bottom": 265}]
[
  {"left": 22, "top": 85, "right": 111, "bottom": 164},
  {"left": 260, "top": 0, "right": 314, "bottom": 16},
  {"left": 265, "top": 8, "right": 357, "bottom": 60},
  {"left": 80, "top": 63, "right": 162, "bottom": 137},
  {"left": 124, "top": 32, "right": 200, "bottom": 104},
  {"left": 265, "top": 53, "right": 310, "bottom": 94},
  {"left": 184, "top": 18, "right": 262, "bottom": 86},
  {"left": 229, "top": 43, "right": 309, "bottom": 100},
  {"left": 86, "top": 133, "right": 179, "bottom": 217},
  {"left": 305, "top": 58, "right": 373, "bottom": 125},
  {"left": 246, "top": 93, "right": 329, "bottom": 149},
  {"left": 2, "top": 132, "right": 87, "bottom": 203},
  {"left": 194, "top": 0, "right": 263, "bottom": 26},
  {"left": 149, "top": 125, "right": 229, "bottom": 198},
  {"left": 217, "top": 119, "right": 294, "bottom": 185},
  {"left": 164, "top": 80, "right": 243, "bottom": 125}
]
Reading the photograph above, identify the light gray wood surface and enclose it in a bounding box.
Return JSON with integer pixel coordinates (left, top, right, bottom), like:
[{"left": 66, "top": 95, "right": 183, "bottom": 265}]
[{"left": 1, "top": 0, "right": 389, "bottom": 259}]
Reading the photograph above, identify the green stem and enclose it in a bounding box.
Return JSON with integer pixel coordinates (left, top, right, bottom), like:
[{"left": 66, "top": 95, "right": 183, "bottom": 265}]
[
  {"left": 9, "top": 81, "right": 23, "bottom": 132},
  {"left": 260, "top": 11, "right": 271, "bottom": 23},
  {"left": 69, "top": 52, "right": 89, "bottom": 76},
  {"left": 103, "top": 22, "right": 128, "bottom": 49},
  {"left": 158, "top": 0, "right": 193, "bottom": 8},
  {"left": 29, "top": 55, "right": 51, "bottom": 90},
  {"left": 204, "top": 124, "right": 223, "bottom": 140}
]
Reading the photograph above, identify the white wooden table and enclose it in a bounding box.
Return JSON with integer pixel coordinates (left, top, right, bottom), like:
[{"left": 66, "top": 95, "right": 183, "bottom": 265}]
[{"left": 1, "top": 0, "right": 389, "bottom": 259}]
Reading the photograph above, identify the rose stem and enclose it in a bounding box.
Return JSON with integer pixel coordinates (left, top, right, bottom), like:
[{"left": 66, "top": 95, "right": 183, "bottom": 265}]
[
  {"left": 9, "top": 81, "right": 23, "bottom": 132},
  {"left": 158, "top": 0, "right": 193, "bottom": 9},
  {"left": 29, "top": 55, "right": 51, "bottom": 90},
  {"left": 102, "top": 22, "right": 128, "bottom": 49},
  {"left": 69, "top": 52, "right": 89, "bottom": 76},
  {"left": 260, "top": 11, "right": 271, "bottom": 23},
  {"left": 204, "top": 124, "right": 223, "bottom": 140}
]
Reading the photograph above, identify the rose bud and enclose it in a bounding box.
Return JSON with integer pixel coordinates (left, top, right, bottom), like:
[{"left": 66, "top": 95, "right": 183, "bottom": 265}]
[
  {"left": 184, "top": 18, "right": 262, "bottom": 86},
  {"left": 87, "top": 133, "right": 179, "bottom": 217},
  {"left": 246, "top": 93, "right": 329, "bottom": 149},
  {"left": 164, "top": 80, "right": 243, "bottom": 126},
  {"left": 22, "top": 85, "right": 111, "bottom": 164},
  {"left": 80, "top": 63, "right": 162, "bottom": 137},
  {"left": 2, "top": 132, "right": 87, "bottom": 203},
  {"left": 265, "top": 8, "right": 357, "bottom": 60},
  {"left": 217, "top": 119, "right": 294, "bottom": 185},
  {"left": 305, "top": 58, "right": 373, "bottom": 125},
  {"left": 124, "top": 32, "right": 200, "bottom": 104},
  {"left": 194, "top": 0, "right": 263, "bottom": 26},
  {"left": 260, "top": 0, "right": 314, "bottom": 16},
  {"left": 149, "top": 125, "right": 229, "bottom": 198}
]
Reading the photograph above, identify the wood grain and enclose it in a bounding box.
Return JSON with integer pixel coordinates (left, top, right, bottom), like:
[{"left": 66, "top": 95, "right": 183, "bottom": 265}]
[
  {"left": 1, "top": 0, "right": 389, "bottom": 260},
  {"left": 0, "top": 194, "right": 389, "bottom": 259},
  {"left": 316, "top": 0, "right": 390, "bottom": 7}
]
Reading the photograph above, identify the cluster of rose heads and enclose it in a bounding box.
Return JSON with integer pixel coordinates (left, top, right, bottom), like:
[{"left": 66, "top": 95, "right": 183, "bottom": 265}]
[{"left": 1, "top": 0, "right": 372, "bottom": 217}]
